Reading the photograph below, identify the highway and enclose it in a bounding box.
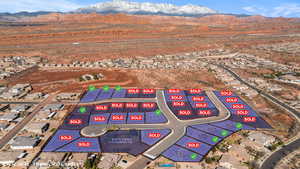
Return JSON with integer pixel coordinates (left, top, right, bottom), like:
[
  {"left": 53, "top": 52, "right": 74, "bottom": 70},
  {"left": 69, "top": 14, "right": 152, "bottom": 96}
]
[
  {"left": 215, "top": 64, "right": 300, "bottom": 169},
  {"left": 80, "top": 89, "right": 231, "bottom": 166},
  {"left": 0, "top": 93, "right": 57, "bottom": 149}
]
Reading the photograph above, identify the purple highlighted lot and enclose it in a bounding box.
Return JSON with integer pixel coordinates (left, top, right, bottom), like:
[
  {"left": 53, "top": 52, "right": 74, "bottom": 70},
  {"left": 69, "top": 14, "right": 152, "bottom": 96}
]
[
  {"left": 60, "top": 114, "right": 89, "bottom": 130},
  {"left": 139, "top": 102, "right": 158, "bottom": 112},
  {"left": 191, "top": 124, "right": 233, "bottom": 138},
  {"left": 164, "top": 90, "right": 186, "bottom": 96},
  {"left": 176, "top": 136, "right": 212, "bottom": 155},
  {"left": 145, "top": 111, "right": 167, "bottom": 124},
  {"left": 167, "top": 101, "right": 191, "bottom": 110},
  {"left": 100, "top": 130, "right": 149, "bottom": 156},
  {"left": 108, "top": 113, "right": 127, "bottom": 124},
  {"left": 139, "top": 93, "right": 156, "bottom": 98},
  {"left": 70, "top": 106, "right": 92, "bottom": 115},
  {"left": 127, "top": 113, "right": 145, "bottom": 124},
  {"left": 123, "top": 103, "right": 140, "bottom": 113},
  {"left": 165, "top": 94, "right": 187, "bottom": 102},
  {"left": 186, "top": 127, "right": 221, "bottom": 145},
  {"left": 163, "top": 145, "right": 203, "bottom": 162},
  {"left": 96, "top": 88, "right": 114, "bottom": 101},
  {"left": 56, "top": 137, "right": 101, "bottom": 152},
  {"left": 229, "top": 115, "right": 271, "bottom": 129},
  {"left": 185, "top": 90, "right": 205, "bottom": 96},
  {"left": 43, "top": 129, "right": 81, "bottom": 152},
  {"left": 210, "top": 120, "right": 255, "bottom": 132},
  {"left": 91, "top": 103, "right": 110, "bottom": 114},
  {"left": 80, "top": 89, "right": 102, "bottom": 103},
  {"left": 112, "top": 89, "right": 127, "bottom": 98},
  {"left": 141, "top": 129, "right": 171, "bottom": 146},
  {"left": 89, "top": 113, "right": 110, "bottom": 125}
]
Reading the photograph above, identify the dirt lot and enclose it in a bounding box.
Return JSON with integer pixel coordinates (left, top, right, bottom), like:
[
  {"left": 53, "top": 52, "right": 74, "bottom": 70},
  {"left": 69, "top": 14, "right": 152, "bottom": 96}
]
[
  {"left": 7, "top": 67, "right": 225, "bottom": 93},
  {"left": 8, "top": 68, "right": 140, "bottom": 93}
]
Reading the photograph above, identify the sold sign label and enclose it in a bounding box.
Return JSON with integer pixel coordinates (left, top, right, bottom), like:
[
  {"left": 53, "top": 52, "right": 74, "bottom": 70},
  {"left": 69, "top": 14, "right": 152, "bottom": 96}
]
[
  {"left": 179, "top": 110, "right": 192, "bottom": 116},
  {"left": 232, "top": 104, "right": 245, "bottom": 109},
  {"left": 170, "top": 95, "right": 184, "bottom": 100},
  {"left": 236, "top": 110, "right": 249, "bottom": 115},
  {"left": 192, "top": 96, "right": 205, "bottom": 102},
  {"left": 172, "top": 101, "right": 185, "bottom": 107},
  {"left": 148, "top": 133, "right": 161, "bottom": 138},
  {"left": 93, "top": 116, "right": 106, "bottom": 122},
  {"left": 195, "top": 103, "right": 208, "bottom": 108},
  {"left": 243, "top": 117, "right": 256, "bottom": 122},
  {"left": 143, "top": 89, "right": 155, "bottom": 94},
  {"left": 128, "top": 89, "right": 140, "bottom": 94},
  {"left": 60, "top": 135, "right": 73, "bottom": 141},
  {"left": 226, "top": 97, "right": 238, "bottom": 103},
  {"left": 130, "top": 115, "right": 143, "bottom": 121},
  {"left": 189, "top": 89, "right": 202, "bottom": 94},
  {"left": 126, "top": 103, "right": 138, "bottom": 108},
  {"left": 77, "top": 142, "right": 91, "bottom": 147},
  {"left": 142, "top": 103, "right": 155, "bottom": 108},
  {"left": 221, "top": 90, "right": 232, "bottom": 96},
  {"left": 95, "top": 105, "right": 108, "bottom": 111},
  {"left": 187, "top": 142, "right": 200, "bottom": 148},
  {"left": 198, "top": 110, "right": 212, "bottom": 115},
  {"left": 111, "top": 103, "right": 124, "bottom": 108},
  {"left": 168, "top": 89, "right": 181, "bottom": 93},
  {"left": 69, "top": 119, "right": 82, "bottom": 125},
  {"left": 112, "top": 115, "right": 124, "bottom": 120}
]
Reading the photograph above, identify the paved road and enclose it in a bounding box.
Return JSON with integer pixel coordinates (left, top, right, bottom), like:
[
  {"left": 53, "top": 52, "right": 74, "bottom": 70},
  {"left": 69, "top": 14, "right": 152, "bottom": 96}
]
[
  {"left": 0, "top": 93, "right": 56, "bottom": 149},
  {"left": 260, "top": 138, "right": 300, "bottom": 169},
  {"left": 126, "top": 156, "right": 152, "bottom": 169},
  {"left": 215, "top": 64, "right": 300, "bottom": 169},
  {"left": 81, "top": 90, "right": 231, "bottom": 161}
]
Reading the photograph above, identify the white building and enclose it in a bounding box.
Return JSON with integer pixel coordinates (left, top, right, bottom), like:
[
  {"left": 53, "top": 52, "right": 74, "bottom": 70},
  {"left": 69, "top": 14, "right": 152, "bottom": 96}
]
[
  {"left": 0, "top": 112, "right": 19, "bottom": 122},
  {"left": 248, "top": 132, "right": 276, "bottom": 147},
  {"left": 25, "top": 122, "right": 49, "bottom": 134},
  {"left": 10, "top": 136, "right": 40, "bottom": 150}
]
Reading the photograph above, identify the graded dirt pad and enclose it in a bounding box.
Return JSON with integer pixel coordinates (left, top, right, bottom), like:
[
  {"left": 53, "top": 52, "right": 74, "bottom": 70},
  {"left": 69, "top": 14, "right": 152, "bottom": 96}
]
[
  {"left": 8, "top": 68, "right": 140, "bottom": 93},
  {"left": 129, "top": 69, "right": 225, "bottom": 90},
  {"left": 0, "top": 13, "right": 300, "bottom": 63},
  {"left": 7, "top": 67, "right": 225, "bottom": 93}
]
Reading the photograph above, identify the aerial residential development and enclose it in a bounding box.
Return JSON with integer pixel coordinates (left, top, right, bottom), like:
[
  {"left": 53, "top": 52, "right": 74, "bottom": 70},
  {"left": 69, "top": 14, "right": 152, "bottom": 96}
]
[{"left": 0, "top": 0, "right": 299, "bottom": 169}]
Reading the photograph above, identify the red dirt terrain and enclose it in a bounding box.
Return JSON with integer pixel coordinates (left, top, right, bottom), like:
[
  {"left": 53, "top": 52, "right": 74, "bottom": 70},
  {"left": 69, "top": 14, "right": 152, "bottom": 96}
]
[{"left": 0, "top": 13, "right": 300, "bottom": 63}]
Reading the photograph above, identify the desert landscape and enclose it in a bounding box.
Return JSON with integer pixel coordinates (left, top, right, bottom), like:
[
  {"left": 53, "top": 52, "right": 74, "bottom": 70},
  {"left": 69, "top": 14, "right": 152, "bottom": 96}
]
[
  {"left": 0, "top": 2, "right": 299, "bottom": 168},
  {"left": 0, "top": 13, "right": 300, "bottom": 64}
]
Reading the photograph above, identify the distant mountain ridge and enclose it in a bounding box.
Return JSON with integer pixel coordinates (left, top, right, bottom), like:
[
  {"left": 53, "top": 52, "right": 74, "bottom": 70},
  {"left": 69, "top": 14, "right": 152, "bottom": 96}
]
[{"left": 76, "top": 0, "right": 218, "bottom": 16}]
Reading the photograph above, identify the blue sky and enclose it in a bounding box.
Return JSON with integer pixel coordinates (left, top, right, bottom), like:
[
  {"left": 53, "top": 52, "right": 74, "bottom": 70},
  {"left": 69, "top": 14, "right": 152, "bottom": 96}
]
[{"left": 0, "top": 0, "right": 299, "bottom": 17}]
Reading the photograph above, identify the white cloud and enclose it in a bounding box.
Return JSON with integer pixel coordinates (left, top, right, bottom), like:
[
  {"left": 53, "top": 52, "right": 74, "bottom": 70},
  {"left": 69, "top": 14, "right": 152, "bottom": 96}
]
[
  {"left": 271, "top": 4, "right": 300, "bottom": 17},
  {"left": 242, "top": 3, "right": 300, "bottom": 17},
  {"left": 0, "top": 0, "right": 82, "bottom": 13},
  {"left": 243, "top": 6, "right": 257, "bottom": 13}
]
